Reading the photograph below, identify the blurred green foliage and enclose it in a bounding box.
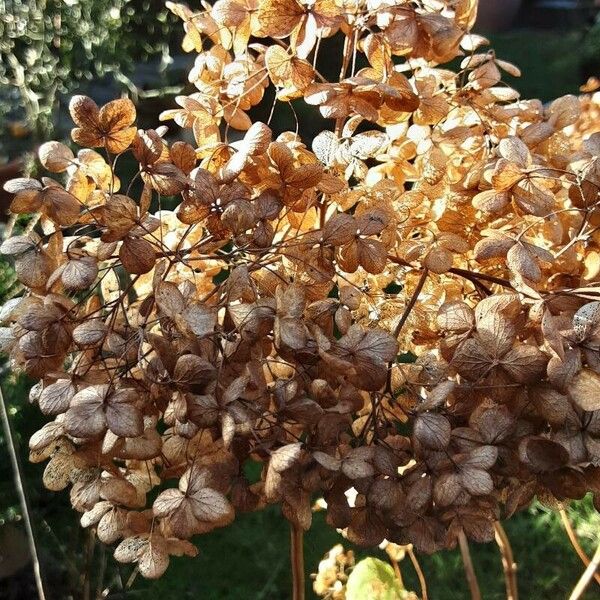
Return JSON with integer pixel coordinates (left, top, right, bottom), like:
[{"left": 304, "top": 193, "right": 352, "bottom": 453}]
[
  {"left": 582, "top": 14, "right": 600, "bottom": 76},
  {"left": 0, "top": 256, "right": 20, "bottom": 305},
  {"left": 0, "top": 0, "right": 179, "bottom": 159}
]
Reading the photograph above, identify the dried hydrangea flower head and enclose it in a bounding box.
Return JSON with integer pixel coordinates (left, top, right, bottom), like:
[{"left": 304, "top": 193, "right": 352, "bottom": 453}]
[{"left": 1, "top": 0, "right": 600, "bottom": 582}]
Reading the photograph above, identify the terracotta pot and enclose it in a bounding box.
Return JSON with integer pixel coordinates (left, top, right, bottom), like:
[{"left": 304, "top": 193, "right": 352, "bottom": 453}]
[{"left": 475, "top": 0, "right": 523, "bottom": 32}]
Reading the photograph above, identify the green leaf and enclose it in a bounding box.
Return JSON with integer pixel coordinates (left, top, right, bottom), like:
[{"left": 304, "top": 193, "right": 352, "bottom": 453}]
[
  {"left": 396, "top": 351, "right": 417, "bottom": 364},
  {"left": 346, "top": 557, "right": 404, "bottom": 600}
]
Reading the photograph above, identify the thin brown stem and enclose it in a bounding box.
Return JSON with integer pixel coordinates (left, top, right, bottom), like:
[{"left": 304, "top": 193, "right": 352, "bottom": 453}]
[
  {"left": 560, "top": 509, "right": 600, "bottom": 586},
  {"left": 126, "top": 567, "right": 139, "bottom": 589},
  {"left": 448, "top": 267, "right": 513, "bottom": 289},
  {"left": 334, "top": 31, "right": 355, "bottom": 136},
  {"left": 0, "top": 385, "right": 47, "bottom": 600},
  {"left": 407, "top": 546, "right": 428, "bottom": 600},
  {"left": 95, "top": 542, "right": 107, "bottom": 600},
  {"left": 339, "top": 34, "right": 350, "bottom": 81},
  {"left": 384, "top": 267, "right": 429, "bottom": 398},
  {"left": 494, "top": 522, "right": 519, "bottom": 600},
  {"left": 458, "top": 530, "right": 481, "bottom": 600},
  {"left": 290, "top": 521, "right": 305, "bottom": 600},
  {"left": 393, "top": 267, "right": 429, "bottom": 340},
  {"left": 569, "top": 542, "right": 600, "bottom": 600},
  {"left": 81, "top": 528, "right": 95, "bottom": 600},
  {"left": 388, "top": 556, "right": 404, "bottom": 588},
  {"left": 386, "top": 254, "right": 514, "bottom": 291}
]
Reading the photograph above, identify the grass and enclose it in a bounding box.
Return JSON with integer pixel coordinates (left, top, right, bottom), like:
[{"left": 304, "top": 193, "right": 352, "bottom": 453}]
[{"left": 124, "top": 499, "right": 599, "bottom": 600}]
